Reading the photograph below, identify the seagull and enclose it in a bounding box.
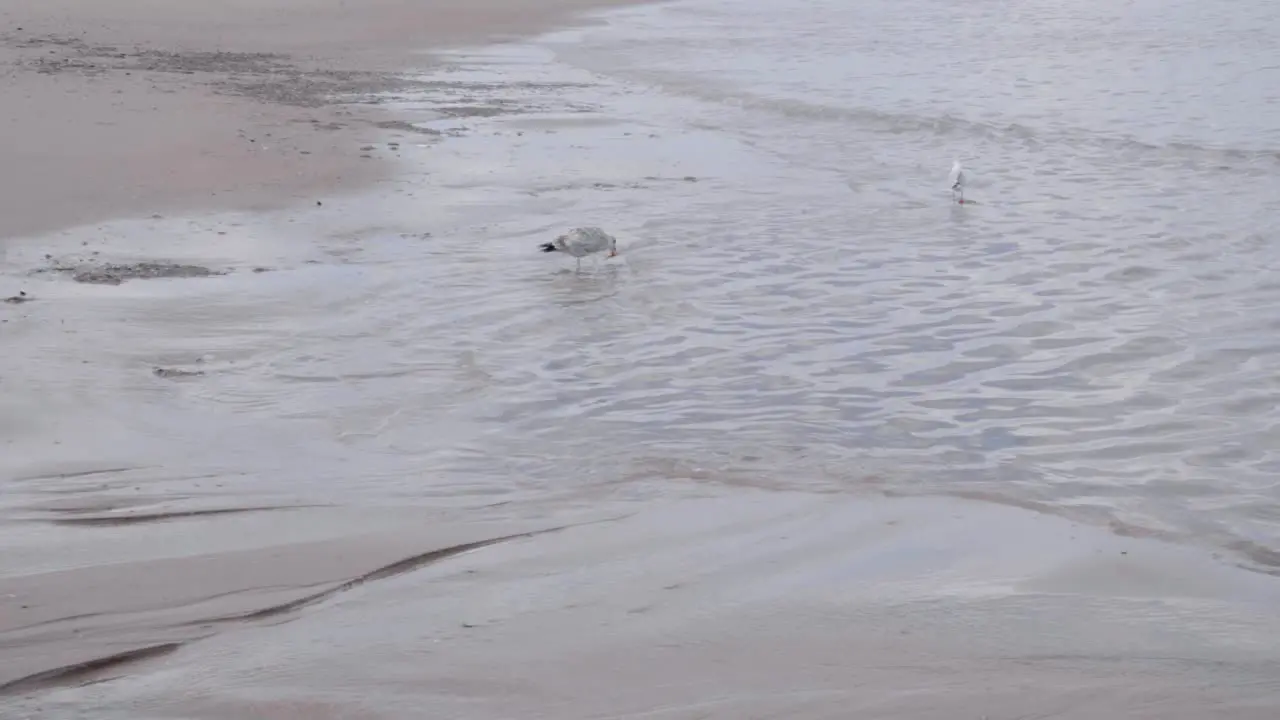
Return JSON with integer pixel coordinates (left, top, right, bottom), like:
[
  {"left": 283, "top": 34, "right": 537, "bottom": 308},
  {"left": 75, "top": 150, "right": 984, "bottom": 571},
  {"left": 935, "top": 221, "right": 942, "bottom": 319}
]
[
  {"left": 539, "top": 226, "right": 619, "bottom": 270},
  {"left": 948, "top": 160, "right": 967, "bottom": 204}
]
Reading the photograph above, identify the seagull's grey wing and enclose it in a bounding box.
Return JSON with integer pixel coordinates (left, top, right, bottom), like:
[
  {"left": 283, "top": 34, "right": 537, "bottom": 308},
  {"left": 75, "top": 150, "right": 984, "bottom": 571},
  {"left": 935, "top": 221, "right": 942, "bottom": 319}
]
[{"left": 566, "top": 228, "right": 601, "bottom": 254}]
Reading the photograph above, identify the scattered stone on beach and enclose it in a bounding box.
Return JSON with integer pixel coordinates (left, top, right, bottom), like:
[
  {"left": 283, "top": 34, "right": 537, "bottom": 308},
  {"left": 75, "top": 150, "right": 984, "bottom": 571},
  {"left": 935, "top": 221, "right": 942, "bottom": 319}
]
[
  {"left": 3, "top": 291, "right": 32, "bottom": 304},
  {"left": 153, "top": 367, "right": 205, "bottom": 379}
]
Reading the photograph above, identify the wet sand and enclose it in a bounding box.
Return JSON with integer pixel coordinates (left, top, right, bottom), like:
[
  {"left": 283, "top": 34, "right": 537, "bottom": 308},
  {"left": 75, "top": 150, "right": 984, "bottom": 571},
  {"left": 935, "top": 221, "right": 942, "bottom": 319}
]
[
  {"left": 0, "top": 0, "right": 652, "bottom": 706},
  {"left": 9, "top": 492, "right": 1280, "bottom": 718},
  {"left": 4, "top": 0, "right": 1280, "bottom": 717}
]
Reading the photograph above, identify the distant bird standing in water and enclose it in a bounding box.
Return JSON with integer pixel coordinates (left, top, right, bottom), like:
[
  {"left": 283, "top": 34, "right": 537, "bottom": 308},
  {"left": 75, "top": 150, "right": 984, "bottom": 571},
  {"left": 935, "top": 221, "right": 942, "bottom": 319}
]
[
  {"left": 948, "top": 159, "right": 967, "bottom": 204},
  {"left": 539, "top": 226, "right": 619, "bottom": 270}
]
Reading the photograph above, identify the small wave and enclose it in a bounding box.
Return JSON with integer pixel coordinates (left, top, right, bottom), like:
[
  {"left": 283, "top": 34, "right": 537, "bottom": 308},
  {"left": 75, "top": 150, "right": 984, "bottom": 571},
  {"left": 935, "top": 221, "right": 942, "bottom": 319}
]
[{"left": 602, "top": 66, "right": 1280, "bottom": 173}]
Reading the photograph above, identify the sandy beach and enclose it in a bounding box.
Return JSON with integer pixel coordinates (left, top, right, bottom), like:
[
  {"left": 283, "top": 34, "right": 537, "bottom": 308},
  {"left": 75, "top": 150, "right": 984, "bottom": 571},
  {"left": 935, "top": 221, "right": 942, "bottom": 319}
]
[
  {"left": 1, "top": 0, "right": 654, "bottom": 705},
  {"left": 3, "top": 0, "right": 1280, "bottom": 717},
  {"left": 0, "top": 0, "right": 639, "bottom": 239}
]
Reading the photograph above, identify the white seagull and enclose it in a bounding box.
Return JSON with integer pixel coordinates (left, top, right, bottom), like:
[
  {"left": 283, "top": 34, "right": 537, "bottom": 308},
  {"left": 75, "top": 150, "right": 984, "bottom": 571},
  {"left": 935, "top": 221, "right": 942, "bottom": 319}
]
[
  {"left": 948, "top": 159, "right": 967, "bottom": 204},
  {"left": 539, "top": 226, "right": 619, "bottom": 270}
]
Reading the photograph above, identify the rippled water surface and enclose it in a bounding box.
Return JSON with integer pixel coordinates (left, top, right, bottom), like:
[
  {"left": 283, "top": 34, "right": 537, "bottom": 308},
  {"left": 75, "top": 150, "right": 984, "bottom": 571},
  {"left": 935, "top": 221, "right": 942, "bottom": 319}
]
[
  {"left": 391, "top": 0, "right": 1280, "bottom": 567},
  {"left": 7, "top": 0, "right": 1280, "bottom": 573}
]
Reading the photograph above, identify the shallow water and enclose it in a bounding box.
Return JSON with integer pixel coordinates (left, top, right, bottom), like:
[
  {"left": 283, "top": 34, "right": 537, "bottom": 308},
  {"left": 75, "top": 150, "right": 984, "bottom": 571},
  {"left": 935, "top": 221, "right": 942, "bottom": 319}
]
[
  {"left": 4, "top": 0, "right": 1280, "bottom": 713},
  {"left": 381, "top": 0, "right": 1280, "bottom": 568}
]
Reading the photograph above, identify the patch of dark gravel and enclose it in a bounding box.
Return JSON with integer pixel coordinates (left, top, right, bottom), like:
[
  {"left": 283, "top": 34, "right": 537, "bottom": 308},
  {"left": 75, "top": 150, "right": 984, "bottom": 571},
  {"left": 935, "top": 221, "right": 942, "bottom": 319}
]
[
  {"left": 153, "top": 367, "right": 205, "bottom": 379},
  {"left": 33, "top": 260, "right": 226, "bottom": 285},
  {"left": 216, "top": 69, "right": 425, "bottom": 108},
  {"left": 3, "top": 32, "right": 123, "bottom": 76},
  {"left": 127, "top": 50, "right": 290, "bottom": 75},
  {"left": 73, "top": 262, "right": 225, "bottom": 285},
  {"left": 3, "top": 32, "right": 594, "bottom": 115},
  {"left": 2, "top": 33, "right": 427, "bottom": 108},
  {"left": 21, "top": 56, "right": 110, "bottom": 76}
]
